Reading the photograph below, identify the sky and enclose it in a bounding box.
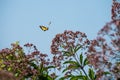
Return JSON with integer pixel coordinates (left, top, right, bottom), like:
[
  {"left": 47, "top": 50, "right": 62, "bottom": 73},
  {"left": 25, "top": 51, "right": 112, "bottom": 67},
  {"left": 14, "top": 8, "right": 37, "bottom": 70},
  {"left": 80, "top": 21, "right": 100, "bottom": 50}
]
[{"left": 0, "top": 0, "right": 112, "bottom": 55}]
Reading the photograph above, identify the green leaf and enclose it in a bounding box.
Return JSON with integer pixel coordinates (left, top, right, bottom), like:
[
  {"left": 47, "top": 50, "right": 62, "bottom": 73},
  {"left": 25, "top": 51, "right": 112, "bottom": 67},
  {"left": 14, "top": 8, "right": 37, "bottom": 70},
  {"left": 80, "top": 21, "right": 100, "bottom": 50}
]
[
  {"left": 82, "top": 76, "right": 89, "bottom": 80},
  {"left": 38, "top": 75, "right": 49, "bottom": 80},
  {"left": 1, "top": 64, "right": 5, "bottom": 68},
  {"left": 62, "top": 61, "right": 80, "bottom": 73},
  {"left": 46, "top": 66, "right": 56, "bottom": 69},
  {"left": 83, "top": 58, "right": 88, "bottom": 66},
  {"left": 15, "top": 41, "right": 19, "bottom": 45},
  {"left": 80, "top": 53, "right": 83, "bottom": 65},
  {"left": 62, "top": 65, "right": 80, "bottom": 73},
  {"left": 74, "top": 45, "right": 82, "bottom": 53},
  {"left": 44, "top": 66, "right": 56, "bottom": 71},
  {"left": 63, "top": 60, "right": 78, "bottom": 65},
  {"left": 62, "top": 67, "right": 69, "bottom": 73},
  {"left": 63, "top": 60, "right": 80, "bottom": 67},
  {"left": 29, "top": 62, "right": 38, "bottom": 69},
  {"left": 39, "top": 74, "right": 53, "bottom": 80},
  {"left": 62, "top": 51, "right": 71, "bottom": 56},
  {"left": 39, "top": 63, "right": 44, "bottom": 73},
  {"left": 59, "top": 75, "right": 72, "bottom": 80},
  {"left": 15, "top": 73, "right": 19, "bottom": 77},
  {"left": 0, "top": 60, "right": 3, "bottom": 64},
  {"left": 88, "top": 68, "right": 95, "bottom": 80},
  {"left": 103, "top": 71, "right": 111, "bottom": 75},
  {"left": 70, "top": 75, "right": 83, "bottom": 80},
  {"left": 59, "top": 77, "right": 65, "bottom": 80},
  {"left": 46, "top": 75, "right": 53, "bottom": 80},
  {"left": 7, "top": 67, "right": 12, "bottom": 71},
  {"left": 69, "top": 46, "right": 74, "bottom": 53},
  {"left": 71, "top": 75, "right": 88, "bottom": 80}
]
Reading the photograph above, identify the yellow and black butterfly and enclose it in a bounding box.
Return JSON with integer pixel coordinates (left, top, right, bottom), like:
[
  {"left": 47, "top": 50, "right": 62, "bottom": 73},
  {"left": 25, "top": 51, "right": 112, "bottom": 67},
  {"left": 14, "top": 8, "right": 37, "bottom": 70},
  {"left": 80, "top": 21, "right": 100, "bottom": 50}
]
[
  {"left": 39, "top": 21, "right": 51, "bottom": 31},
  {"left": 39, "top": 26, "right": 49, "bottom": 31}
]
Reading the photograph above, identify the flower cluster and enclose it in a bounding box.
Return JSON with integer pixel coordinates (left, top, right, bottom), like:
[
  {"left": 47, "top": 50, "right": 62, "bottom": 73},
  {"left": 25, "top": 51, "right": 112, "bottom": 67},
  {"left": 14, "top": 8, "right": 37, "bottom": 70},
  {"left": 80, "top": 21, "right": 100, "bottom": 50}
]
[
  {"left": 51, "top": 30, "right": 91, "bottom": 79},
  {"left": 112, "top": 0, "right": 120, "bottom": 20},
  {"left": 87, "top": 0, "right": 120, "bottom": 79},
  {"left": 51, "top": 30, "right": 89, "bottom": 65},
  {"left": 0, "top": 42, "right": 52, "bottom": 79}
]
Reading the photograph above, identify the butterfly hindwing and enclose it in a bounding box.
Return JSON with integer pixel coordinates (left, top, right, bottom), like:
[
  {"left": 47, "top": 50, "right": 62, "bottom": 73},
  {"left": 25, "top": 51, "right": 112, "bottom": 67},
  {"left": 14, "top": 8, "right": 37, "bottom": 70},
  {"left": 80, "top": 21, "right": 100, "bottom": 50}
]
[{"left": 39, "top": 26, "right": 48, "bottom": 31}]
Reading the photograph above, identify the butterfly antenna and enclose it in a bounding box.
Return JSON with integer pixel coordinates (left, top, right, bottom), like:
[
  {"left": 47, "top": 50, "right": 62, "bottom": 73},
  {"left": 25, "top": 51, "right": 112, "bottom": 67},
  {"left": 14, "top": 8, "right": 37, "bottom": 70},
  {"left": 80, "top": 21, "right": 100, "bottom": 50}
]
[{"left": 48, "top": 21, "right": 51, "bottom": 26}]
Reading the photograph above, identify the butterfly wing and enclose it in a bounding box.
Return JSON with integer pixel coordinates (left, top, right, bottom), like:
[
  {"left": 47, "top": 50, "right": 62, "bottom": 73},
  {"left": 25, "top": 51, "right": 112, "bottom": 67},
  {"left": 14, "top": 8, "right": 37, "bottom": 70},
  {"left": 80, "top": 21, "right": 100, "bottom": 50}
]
[{"left": 39, "top": 26, "right": 48, "bottom": 31}]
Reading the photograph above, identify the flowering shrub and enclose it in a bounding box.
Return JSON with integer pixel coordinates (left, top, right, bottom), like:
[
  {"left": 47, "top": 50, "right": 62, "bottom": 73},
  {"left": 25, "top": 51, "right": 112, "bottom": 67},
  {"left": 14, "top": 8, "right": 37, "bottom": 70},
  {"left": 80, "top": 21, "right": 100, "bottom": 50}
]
[
  {"left": 0, "top": 42, "right": 54, "bottom": 80},
  {"left": 87, "top": 0, "right": 120, "bottom": 79},
  {"left": 51, "top": 30, "right": 96, "bottom": 80}
]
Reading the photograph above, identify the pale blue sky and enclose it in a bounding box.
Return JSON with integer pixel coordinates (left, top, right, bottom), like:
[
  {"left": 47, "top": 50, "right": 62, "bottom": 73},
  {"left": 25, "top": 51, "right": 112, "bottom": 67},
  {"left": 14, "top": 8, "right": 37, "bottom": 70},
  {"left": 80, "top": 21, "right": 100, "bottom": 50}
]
[{"left": 0, "top": 0, "right": 112, "bottom": 55}]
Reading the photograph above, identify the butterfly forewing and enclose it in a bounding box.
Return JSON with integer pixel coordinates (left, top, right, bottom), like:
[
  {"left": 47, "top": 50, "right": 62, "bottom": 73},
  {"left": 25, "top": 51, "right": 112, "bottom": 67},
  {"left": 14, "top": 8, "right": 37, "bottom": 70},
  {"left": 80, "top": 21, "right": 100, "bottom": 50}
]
[{"left": 39, "top": 26, "right": 48, "bottom": 31}]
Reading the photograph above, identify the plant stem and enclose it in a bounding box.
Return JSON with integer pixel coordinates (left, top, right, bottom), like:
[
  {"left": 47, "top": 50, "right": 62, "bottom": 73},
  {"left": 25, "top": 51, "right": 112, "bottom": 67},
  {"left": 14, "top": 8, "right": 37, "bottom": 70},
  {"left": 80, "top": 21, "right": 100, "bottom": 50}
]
[
  {"left": 73, "top": 49, "right": 91, "bottom": 80},
  {"left": 81, "top": 68, "right": 91, "bottom": 80}
]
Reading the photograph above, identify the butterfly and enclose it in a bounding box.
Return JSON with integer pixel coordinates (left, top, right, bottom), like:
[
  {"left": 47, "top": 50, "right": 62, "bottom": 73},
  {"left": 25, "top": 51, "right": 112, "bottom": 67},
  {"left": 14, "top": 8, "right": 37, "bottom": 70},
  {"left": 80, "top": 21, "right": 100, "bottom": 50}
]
[
  {"left": 39, "top": 26, "right": 49, "bottom": 31},
  {"left": 39, "top": 21, "right": 51, "bottom": 31}
]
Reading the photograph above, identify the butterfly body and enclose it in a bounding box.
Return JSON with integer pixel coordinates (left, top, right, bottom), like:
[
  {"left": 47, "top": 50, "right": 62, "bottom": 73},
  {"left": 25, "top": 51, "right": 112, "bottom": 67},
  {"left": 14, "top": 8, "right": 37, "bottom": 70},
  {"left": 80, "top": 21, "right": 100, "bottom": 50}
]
[{"left": 39, "top": 26, "right": 49, "bottom": 31}]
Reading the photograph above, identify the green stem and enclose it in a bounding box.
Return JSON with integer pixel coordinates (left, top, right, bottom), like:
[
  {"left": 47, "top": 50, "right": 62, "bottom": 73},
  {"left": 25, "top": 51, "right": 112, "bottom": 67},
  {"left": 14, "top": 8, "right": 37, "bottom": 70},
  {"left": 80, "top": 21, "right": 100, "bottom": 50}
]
[
  {"left": 73, "top": 52, "right": 91, "bottom": 80},
  {"left": 81, "top": 68, "right": 91, "bottom": 80}
]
